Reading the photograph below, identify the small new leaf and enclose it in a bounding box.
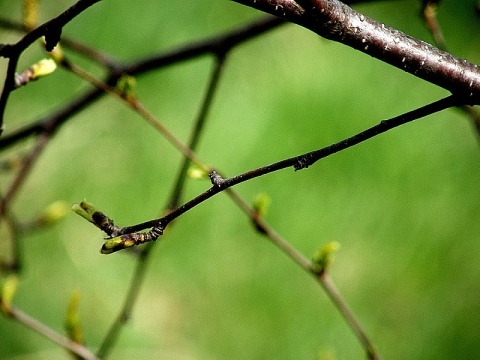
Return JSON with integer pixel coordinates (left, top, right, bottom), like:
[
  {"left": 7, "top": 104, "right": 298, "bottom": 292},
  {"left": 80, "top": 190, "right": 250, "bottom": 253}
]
[
  {"left": 22, "top": 0, "right": 38, "bottom": 30},
  {"left": 0, "top": 275, "right": 19, "bottom": 315},
  {"left": 37, "top": 200, "right": 70, "bottom": 226},
  {"left": 14, "top": 58, "right": 57, "bottom": 88},
  {"left": 312, "top": 241, "right": 340, "bottom": 275},
  {"left": 253, "top": 193, "right": 271, "bottom": 217},
  {"left": 65, "top": 291, "right": 83, "bottom": 344},
  {"left": 187, "top": 163, "right": 209, "bottom": 180},
  {"left": 101, "top": 235, "right": 136, "bottom": 254},
  {"left": 71, "top": 200, "right": 97, "bottom": 224},
  {"left": 116, "top": 75, "right": 136, "bottom": 101}
]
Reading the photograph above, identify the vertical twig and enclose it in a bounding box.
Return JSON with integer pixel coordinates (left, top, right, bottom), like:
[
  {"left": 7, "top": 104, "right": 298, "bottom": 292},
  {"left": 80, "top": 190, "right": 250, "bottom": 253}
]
[
  {"left": 96, "top": 55, "right": 228, "bottom": 358},
  {"left": 95, "top": 245, "right": 152, "bottom": 358},
  {"left": 168, "top": 54, "right": 227, "bottom": 209}
]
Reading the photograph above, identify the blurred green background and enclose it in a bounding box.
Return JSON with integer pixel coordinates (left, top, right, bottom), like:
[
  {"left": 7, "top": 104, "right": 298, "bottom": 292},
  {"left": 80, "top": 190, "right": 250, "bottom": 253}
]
[{"left": 0, "top": 0, "right": 479, "bottom": 359}]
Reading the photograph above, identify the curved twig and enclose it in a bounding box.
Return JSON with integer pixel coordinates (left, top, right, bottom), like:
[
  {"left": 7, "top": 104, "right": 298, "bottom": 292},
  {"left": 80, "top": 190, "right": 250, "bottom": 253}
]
[{"left": 101, "top": 95, "right": 460, "bottom": 245}]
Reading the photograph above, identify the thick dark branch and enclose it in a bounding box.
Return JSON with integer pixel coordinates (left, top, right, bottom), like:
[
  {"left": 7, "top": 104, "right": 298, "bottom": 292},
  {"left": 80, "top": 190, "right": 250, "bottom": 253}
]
[{"left": 233, "top": 0, "right": 480, "bottom": 103}]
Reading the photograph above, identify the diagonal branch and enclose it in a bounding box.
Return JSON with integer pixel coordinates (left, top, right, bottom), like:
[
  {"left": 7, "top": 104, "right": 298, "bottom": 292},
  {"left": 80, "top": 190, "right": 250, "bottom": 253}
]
[
  {"left": 232, "top": 0, "right": 480, "bottom": 103},
  {"left": 100, "top": 94, "right": 460, "bottom": 249},
  {"left": 0, "top": 302, "right": 99, "bottom": 360}
]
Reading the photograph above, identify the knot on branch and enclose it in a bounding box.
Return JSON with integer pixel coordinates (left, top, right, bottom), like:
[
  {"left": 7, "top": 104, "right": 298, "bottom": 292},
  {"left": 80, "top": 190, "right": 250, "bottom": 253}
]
[
  {"left": 293, "top": 155, "right": 311, "bottom": 171},
  {"left": 264, "top": 0, "right": 304, "bottom": 16},
  {"left": 0, "top": 44, "right": 14, "bottom": 58},
  {"left": 91, "top": 211, "right": 118, "bottom": 235},
  {"left": 209, "top": 170, "right": 225, "bottom": 187},
  {"left": 44, "top": 23, "right": 62, "bottom": 51}
]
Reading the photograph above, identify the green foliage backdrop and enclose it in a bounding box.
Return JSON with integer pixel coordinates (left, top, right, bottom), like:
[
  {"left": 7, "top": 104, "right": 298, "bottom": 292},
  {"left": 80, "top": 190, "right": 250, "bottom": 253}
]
[{"left": 1, "top": 0, "right": 479, "bottom": 359}]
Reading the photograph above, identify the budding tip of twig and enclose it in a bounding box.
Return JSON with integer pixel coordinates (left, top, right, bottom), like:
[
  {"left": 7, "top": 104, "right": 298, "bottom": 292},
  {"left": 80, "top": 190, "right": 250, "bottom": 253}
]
[
  {"left": 209, "top": 170, "right": 225, "bottom": 187},
  {"left": 294, "top": 155, "right": 310, "bottom": 171}
]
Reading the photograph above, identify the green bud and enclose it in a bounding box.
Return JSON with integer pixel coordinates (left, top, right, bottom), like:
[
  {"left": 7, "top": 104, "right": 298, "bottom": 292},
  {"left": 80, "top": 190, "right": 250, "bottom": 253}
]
[
  {"left": 312, "top": 241, "right": 341, "bottom": 275},
  {"left": 101, "top": 235, "right": 136, "bottom": 254},
  {"left": 64, "top": 291, "right": 83, "bottom": 344},
  {"left": 31, "top": 59, "right": 57, "bottom": 78},
  {"left": 23, "top": 0, "right": 38, "bottom": 29},
  {"left": 116, "top": 75, "right": 136, "bottom": 101},
  {"left": 0, "top": 274, "right": 19, "bottom": 315},
  {"left": 253, "top": 193, "right": 271, "bottom": 217},
  {"left": 49, "top": 43, "right": 65, "bottom": 64},
  {"left": 37, "top": 200, "right": 70, "bottom": 225},
  {"left": 187, "top": 164, "right": 209, "bottom": 180},
  {"left": 71, "top": 200, "right": 97, "bottom": 223},
  {"left": 15, "top": 59, "right": 57, "bottom": 88}
]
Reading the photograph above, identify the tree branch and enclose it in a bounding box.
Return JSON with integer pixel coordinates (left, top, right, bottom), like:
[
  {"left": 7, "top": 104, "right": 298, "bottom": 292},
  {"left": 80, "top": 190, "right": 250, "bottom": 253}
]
[
  {"left": 1, "top": 302, "right": 99, "bottom": 360},
  {"left": 93, "top": 94, "right": 460, "bottom": 253},
  {"left": 232, "top": 0, "right": 480, "bottom": 103},
  {"left": 0, "top": 0, "right": 102, "bottom": 133}
]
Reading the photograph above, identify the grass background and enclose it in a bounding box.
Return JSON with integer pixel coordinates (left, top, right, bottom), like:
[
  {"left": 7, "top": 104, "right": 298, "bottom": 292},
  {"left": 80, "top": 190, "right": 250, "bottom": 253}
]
[{"left": 1, "top": 0, "right": 479, "bottom": 359}]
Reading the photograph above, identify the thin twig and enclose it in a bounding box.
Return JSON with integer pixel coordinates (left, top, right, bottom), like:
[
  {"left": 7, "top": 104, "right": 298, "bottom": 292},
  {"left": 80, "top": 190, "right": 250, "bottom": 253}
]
[
  {"left": 167, "top": 55, "right": 227, "bottom": 209},
  {"left": 120, "top": 17, "right": 284, "bottom": 76},
  {"left": 1, "top": 302, "right": 99, "bottom": 360},
  {"left": 318, "top": 273, "right": 380, "bottom": 360},
  {"left": 0, "top": 16, "right": 284, "bottom": 150},
  {"left": 95, "top": 246, "right": 152, "bottom": 358},
  {"left": 96, "top": 55, "right": 229, "bottom": 358},
  {"left": 115, "top": 94, "right": 460, "bottom": 236},
  {"left": 0, "top": 2, "right": 473, "bottom": 359},
  {"left": 0, "top": 133, "right": 50, "bottom": 219},
  {"left": 0, "top": 208, "right": 21, "bottom": 272},
  {"left": 0, "top": 0, "right": 103, "bottom": 131}
]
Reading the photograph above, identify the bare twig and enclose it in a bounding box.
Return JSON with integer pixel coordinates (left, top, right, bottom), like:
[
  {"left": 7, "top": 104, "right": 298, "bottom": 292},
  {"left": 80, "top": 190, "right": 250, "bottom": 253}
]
[
  {"left": 167, "top": 55, "right": 227, "bottom": 209},
  {"left": 0, "top": 1, "right": 476, "bottom": 358},
  {"left": 0, "top": 133, "right": 50, "bottom": 219},
  {"left": 0, "top": 0, "right": 103, "bottom": 131},
  {"left": 0, "top": 302, "right": 99, "bottom": 360},
  {"left": 318, "top": 273, "right": 380, "bottom": 359},
  {"left": 96, "top": 55, "right": 228, "bottom": 358},
  {"left": 106, "top": 94, "right": 459, "bottom": 243},
  {"left": 95, "top": 245, "right": 152, "bottom": 358},
  {"left": 86, "top": 76, "right": 454, "bottom": 250}
]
